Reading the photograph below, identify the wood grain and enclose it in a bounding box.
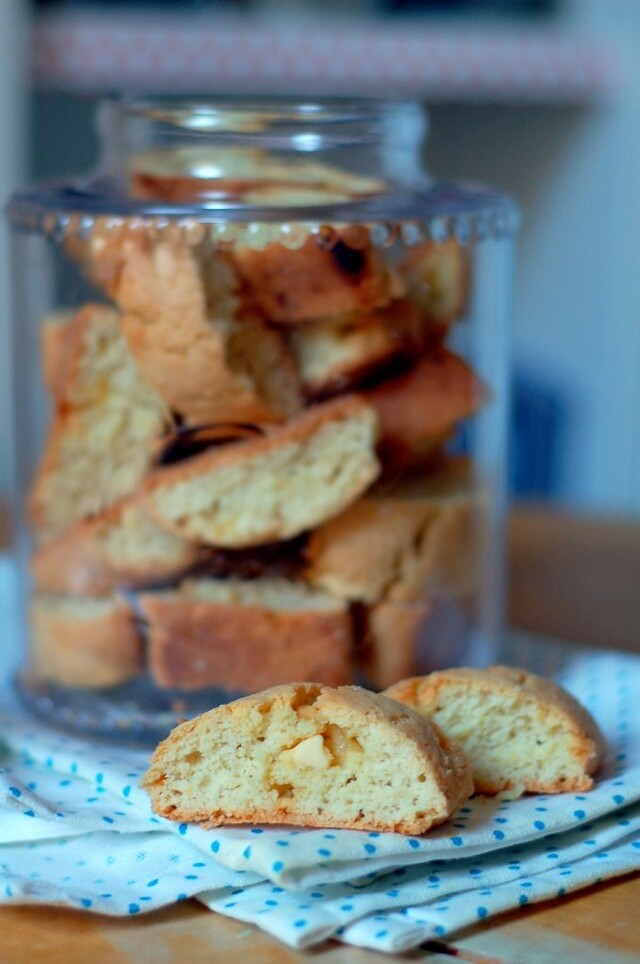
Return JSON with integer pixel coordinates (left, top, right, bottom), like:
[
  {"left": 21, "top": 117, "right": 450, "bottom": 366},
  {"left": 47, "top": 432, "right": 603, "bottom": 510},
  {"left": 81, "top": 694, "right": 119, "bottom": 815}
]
[
  {"left": 1, "top": 874, "right": 639, "bottom": 963},
  {"left": 456, "top": 872, "right": 640, "bottom": 962}
]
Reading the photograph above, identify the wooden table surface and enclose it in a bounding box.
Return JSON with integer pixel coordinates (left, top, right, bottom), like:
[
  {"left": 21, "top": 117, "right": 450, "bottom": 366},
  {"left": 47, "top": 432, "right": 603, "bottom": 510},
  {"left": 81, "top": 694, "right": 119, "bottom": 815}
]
[{"left": 1, "top": 503, "right": 639, "bottom": 963}]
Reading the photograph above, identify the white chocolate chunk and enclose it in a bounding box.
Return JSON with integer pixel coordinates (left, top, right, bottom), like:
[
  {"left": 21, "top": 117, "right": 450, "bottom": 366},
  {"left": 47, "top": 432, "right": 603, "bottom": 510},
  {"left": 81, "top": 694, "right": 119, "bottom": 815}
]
[{"left": 279, "top": 734, "right": 332, "bottom": 769}]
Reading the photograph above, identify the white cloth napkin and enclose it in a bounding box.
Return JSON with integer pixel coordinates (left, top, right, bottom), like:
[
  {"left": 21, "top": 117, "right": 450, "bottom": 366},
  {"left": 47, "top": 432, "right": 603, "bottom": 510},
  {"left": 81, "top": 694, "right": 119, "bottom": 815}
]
[{"left": 0, "top": 559, "right": 639, "bottom": 953}]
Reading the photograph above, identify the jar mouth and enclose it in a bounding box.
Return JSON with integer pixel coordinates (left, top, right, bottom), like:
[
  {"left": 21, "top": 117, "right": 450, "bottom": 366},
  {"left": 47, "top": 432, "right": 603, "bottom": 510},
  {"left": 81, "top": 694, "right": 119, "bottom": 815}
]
[
  {"left": 8, "top": 93, "right": 519, "bottom": 233},
  {"left": 91, "top": 94, "right": 428, "bottom": 208},
  {"left": 109, "top": 94, "right": 415, "bottom": 145}
]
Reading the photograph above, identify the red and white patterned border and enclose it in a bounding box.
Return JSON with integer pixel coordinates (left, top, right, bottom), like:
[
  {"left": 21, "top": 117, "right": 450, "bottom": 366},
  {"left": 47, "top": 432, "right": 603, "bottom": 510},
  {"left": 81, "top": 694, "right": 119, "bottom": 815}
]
[{"left": 31, "top": 12, "right": 625, "bottom": 103}]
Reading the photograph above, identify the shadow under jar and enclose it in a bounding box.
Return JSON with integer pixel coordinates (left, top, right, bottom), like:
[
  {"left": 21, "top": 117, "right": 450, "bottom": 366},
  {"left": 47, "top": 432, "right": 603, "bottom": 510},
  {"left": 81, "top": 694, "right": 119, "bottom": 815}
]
[{"left": 7, "top": 96, "right": 518, "bottom": 744}]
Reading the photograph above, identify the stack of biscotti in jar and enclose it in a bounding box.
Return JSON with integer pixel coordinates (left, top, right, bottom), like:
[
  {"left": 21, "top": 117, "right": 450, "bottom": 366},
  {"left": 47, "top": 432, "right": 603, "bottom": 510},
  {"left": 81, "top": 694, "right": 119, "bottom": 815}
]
[{"left": 28, "top": 147, "right": 486, "bottom": 702}]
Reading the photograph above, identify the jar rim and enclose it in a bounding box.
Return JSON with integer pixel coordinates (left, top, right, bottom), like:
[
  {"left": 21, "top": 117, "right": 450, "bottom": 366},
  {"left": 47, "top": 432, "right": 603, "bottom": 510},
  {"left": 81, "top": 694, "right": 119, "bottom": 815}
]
[
  {"left": 7, "top": 93, "right": 519, "bottom": 235},
  {"left": 108, "top": 93, "right": 416, "bottom": 136},
  {"left": 7, "top": 180, "right": 520, "bottom": 245}
]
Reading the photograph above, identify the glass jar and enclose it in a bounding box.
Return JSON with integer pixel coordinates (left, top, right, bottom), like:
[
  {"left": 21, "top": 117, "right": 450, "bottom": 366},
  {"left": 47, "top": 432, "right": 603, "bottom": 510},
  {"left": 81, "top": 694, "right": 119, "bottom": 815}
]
[{"left": 7, "top": 96, "right": 517, "bottom": 743}]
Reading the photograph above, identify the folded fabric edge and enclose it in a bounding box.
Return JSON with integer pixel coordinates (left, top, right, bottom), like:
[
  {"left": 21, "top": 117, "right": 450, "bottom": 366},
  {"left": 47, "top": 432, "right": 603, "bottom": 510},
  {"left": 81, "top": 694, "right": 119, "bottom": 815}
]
[
  {"left": 0, "top": 873, "right": 238, "bottom": 918},
  {"left": 198, "top": 889, "right": 338, "bottom": 950},
  {"left": 197, "top": 832, "right": 640, "bottom": 953},
  {"left": 395, "top": 840, "right": 640, "bottom": 943}
]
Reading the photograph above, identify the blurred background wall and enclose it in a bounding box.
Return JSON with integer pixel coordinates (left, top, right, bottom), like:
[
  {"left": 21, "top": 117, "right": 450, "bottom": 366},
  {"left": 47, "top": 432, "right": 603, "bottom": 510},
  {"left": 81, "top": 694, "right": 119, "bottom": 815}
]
[
  {"left": 3, "top": 0, "right": 640, "bottom": 515},
  {"left": 0, "top": 1, "right": 27, "bottom": 505}
]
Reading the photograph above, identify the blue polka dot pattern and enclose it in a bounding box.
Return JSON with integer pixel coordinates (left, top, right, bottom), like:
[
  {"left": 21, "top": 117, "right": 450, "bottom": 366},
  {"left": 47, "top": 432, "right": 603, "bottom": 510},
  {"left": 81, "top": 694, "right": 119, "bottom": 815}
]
[{"left": 0, "top": 627, "right": 640, "bottom": 955}]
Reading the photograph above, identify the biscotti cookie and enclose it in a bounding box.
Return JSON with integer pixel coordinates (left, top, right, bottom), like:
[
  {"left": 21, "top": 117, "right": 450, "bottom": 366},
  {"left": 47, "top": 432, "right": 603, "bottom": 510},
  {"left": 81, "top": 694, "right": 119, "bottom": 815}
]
[
  {"left": 231, "top": 226, "right": 402, "bottom": 324},
  {"left": 31, "top": 498, "right": 200, "bottom": 597},
  {"left": 361, "top": 348, "right": 486, "bottom": 471},
  {"left": 357, "top": 601, "right": 432, "bottom": 690},
  {"left": 30, "top": 593, "right": 143, "bottom": 688},
  {"left": 384, "top": 666, "right": 606, "bottom": 794},
  {"left": 399, "top": 240, "right": 469, "bottom": 327},
  {"left": 121, "top": 310, "right": 302, "bottom": 428},
  {"left": 140, "top": 681, "right": 472, "bottom": 834},
  {"left": 288, "top": 298, "right": 427, "bottom": 398},
  {"left": 139, "top": 577, "right": 352, "bottom": 691},
  {"left": 29, "top": 304, "right": 170, "bottom": 542},
  {"left": 128, "top": 145, "right": 386, "bottom": 206},
  {"left": 78, "top": 226, "right": 301, "bottom": 425},
  {"left": 142, "top": 395, "right": 380, "bottom": 547},
  {"left": 40, "top": 309, "right": 76, "bottom": 397},
  {"left": 304, "top": 465, "right": 480, "bottom": 604}
]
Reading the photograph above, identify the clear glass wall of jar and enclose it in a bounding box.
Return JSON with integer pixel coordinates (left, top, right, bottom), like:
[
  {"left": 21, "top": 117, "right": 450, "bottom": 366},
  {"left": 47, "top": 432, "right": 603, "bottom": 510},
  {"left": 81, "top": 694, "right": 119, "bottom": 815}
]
[{"left": 7, "top": 97, "right": 518, "bottom": 743}]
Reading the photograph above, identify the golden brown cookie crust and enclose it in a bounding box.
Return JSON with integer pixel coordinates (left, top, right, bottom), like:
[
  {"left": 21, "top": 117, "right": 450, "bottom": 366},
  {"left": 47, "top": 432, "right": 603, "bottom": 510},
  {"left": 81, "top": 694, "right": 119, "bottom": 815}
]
[
  {"left": 77, "top": 226, "right": 302, "bottom": 425},
  {"left": 231, "top": 228, "right": 402, "bottom": 324},
  {"left": 361, "top": 348, "right": 486, "bottom": 472},
  {"left": 289, "top": 298, "right": 428, "bottom": 398},
  {"left": 31, "top": 497, "right": 200, "bottom": 597},
  {"left": 357, "top": 601, "right": 432, "bottom": 691},
  {"left": 304, "top": 467, "right": 480, "bottom": 605},
  {"left": 29, "top": 304, "right": 170, "bottom": 543},
  {"left": 30, "top": 594, "right": 143, "bottom": 689},
  {"left": 140, "top": 578, "right": 353, "bottom": 691}
]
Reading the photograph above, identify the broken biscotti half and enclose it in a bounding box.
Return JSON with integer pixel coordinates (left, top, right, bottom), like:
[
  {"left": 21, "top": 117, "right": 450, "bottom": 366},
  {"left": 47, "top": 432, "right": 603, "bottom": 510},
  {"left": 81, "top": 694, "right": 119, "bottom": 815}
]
[
  {"left": 304, "top": 459, "right": 481, "bottom": 605},
  {"left": 30, "top": 497, "right": 201, "bottom": 597},
  {"left": 140, "top": 681, "right": 473, "bottom": 834},
  {"left": 361, "top": 348, "right": 487, "bottom": 472},
  {"left": 142, "top": 394, "right": 381, "bottom": 547},
  {"left": 29, "top": 303, "right": 171, "bottom": 543},
  {"left": 139, "top": 577, "right": 352, "bottom": 691},
  {"left": 288, "top": 298, "right": 429, "bottom": 399},
  {"left": 385, "top": 666, "right": 606, "bottom": 795}
]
